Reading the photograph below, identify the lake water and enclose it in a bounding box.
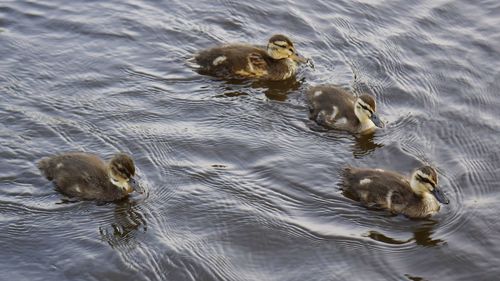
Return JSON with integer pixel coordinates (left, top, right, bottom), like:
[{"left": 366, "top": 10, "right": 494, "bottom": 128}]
[{"left": 1, "top": 0, "right": 499, "bottom": 280}]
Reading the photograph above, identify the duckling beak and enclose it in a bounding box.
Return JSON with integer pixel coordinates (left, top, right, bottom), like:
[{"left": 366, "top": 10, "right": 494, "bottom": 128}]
[
  {"left": 128, "top": 178, "right": 144, "bottom": 194},
  {"left": 370, "top": 113, "right": 385, "bottom": 128},
  {"left": 431, "top": 187, "right": 449, "bottom": 204}
]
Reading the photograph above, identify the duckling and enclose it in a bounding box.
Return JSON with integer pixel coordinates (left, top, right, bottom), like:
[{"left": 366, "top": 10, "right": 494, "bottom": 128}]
[
  {"left": 191, "top": 34, "right": 309, "bottom": 80},
  {"left": 341, "top": 166, "right": 450, "bottom": 218},
  {"left": 38, "top": 152, "right": 137, "bottom": 202},
  {"left": 306, "top": 85, "right": 384, "bottom": 134}
]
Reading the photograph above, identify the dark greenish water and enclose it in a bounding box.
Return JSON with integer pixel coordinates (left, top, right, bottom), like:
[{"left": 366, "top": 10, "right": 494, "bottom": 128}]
[{"left": 1, "top": 0, "right": 499, "bottom": 280}]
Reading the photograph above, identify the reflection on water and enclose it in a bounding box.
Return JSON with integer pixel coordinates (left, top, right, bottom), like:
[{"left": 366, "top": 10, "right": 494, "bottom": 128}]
[
  {"left": 1, "top": 0, "right": 500, "bottom": 280},
  {"left": 366, "top": 230, "right": 407, "bottom": 245},
  {"left": 412, "top": 224, "right": 445, "bottom": 247},
  {"left": 216, "top": 91, "right": 249, "bottom": 99},
  {"left": 252, "top": 77, "right": 305, "bottom": 101},
  {"left": 212, "top": 76, "right": 305, "bottom": 101},
  {"left": 404, "top": 274, "right": 427, "bottom": 281},
  {"left": 99, "top": 200, "right": 147, "bottom": 249},
  {"left": 352, "top": 131, "right": 384, "bottom": 158},
  {"left": 305, "top": 127, "right": 383, "bottom": 157},
  {"left": 365, "top": 221, "right": 444, "bottom": 247}
]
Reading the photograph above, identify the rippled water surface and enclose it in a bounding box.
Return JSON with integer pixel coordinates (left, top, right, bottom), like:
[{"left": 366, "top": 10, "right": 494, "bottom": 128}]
[{"left": 1, "top": 0, "right": 500, "bottom": 280}]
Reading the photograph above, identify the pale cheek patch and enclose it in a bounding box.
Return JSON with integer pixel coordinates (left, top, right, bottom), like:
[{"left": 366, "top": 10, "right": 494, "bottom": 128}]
[
  {"left": 313, "top": 91, "right": 322, "bottom": 97},
  {"left": 212, "top": 56, "right": 227, "bottom": 66},
  {"left": 359, "top": 178, "right": 372, "bottom": 185},
  {"left": 110, "top": 177, "right": 129, "bottom": 191},
  {"left": 56, "top": 163, "right": 64, "bottom": 169}
]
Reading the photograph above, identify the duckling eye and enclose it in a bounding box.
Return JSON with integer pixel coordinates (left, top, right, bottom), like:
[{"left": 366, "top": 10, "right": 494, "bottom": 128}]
[
  {"left": 274, "top": 43, "right": 287, "bottom": 48},
  {"left": 358, "top": 104, "right": 373, "bottom": 115},
  {"left": 417, "top": 175, "right": 435, "bottom": 188}
]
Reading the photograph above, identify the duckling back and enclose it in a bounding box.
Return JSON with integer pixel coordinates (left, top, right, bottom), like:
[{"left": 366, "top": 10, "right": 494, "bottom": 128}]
[
  {"left": 307, "top": 85, "right": 358, "bottom": 131},
  {"left": 193, "top": 45, "right": 261, "bottom": 77},
  {"left": 307, "top": 85, "right": 384, "bottom": 133},
  {"left": 38, "top": 153, "right": 125, "bottom": 201},
  {"left": 341, "top": 167, "right": 443, "bottom": 218},
  {"left": 342, "top": 167, "right": 410, "bottom": 210}
]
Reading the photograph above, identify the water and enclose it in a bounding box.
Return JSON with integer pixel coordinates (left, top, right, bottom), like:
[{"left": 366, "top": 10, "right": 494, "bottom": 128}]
[{"left": 1, "top": 0, "right": 499, "bottom": 280}]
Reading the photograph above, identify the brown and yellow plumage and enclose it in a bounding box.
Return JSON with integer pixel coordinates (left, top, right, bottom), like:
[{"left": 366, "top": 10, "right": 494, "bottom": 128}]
[{"left": 191, "top": 34, "right": 308, "bottom": 80}]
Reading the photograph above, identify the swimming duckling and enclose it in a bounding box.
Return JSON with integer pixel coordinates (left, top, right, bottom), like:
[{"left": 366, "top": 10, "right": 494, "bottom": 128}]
[
  {"left": 38, "top": 152, "right": 138, "bottom": 202},
  {"left": 341, "top": 166, "right": 450, "bottom": 218},
  {"left": 191, "top": 34, "right": 309, "bottom": 80},
  {"left": 307, "top": 85, "right": 384, "bottom": 134}
]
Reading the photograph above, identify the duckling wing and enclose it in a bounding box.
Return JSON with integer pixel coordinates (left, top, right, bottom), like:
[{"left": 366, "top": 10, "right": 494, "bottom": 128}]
[
  {"left": 247, "top": 52, "right": 268, "bottom": 73},
  {"left": 387, "top": 190, "right": 409, "bottom": 213},
  {"left": 307, "top": 85, "right": 357, "bottom": 129},
  {"left": 194, "top": 45, "right": 268, "bottom": 78},
  {"left": 38, "top": 153, "right": 107, "bottom": 197},
  {"left": 341, "top": 167, "right": 412, "bottom": 211}
]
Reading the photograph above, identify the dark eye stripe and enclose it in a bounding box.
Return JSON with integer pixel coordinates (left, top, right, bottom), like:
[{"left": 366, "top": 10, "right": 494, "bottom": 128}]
[
  {"left": 417, "top": 175, "right": 436, "bottom": 187},
  {"left": 274, "top": 43, "right": 288, "bottom": 48},
  {"left": 359, "top": 104, "right": 373, "bottom": 115},
  {"left": 116, "top": 167, "right": 131, "bottom": 177},
  {"left": 121, "top": 170, "right": 129, "bottom": 177}
]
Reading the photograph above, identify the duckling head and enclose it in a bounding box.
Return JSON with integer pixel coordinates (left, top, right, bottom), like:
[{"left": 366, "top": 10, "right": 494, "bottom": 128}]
[
  {"left": 410, "top": 166, "right": 449, "bottom": 204},
  {"left": 108, "top": 153, "right": 136, "bottom": 193},
  {"left": 267, "top": 34, "right": 308, "bottom": 63},
  {"left": 354, "top": 95, "right": 384, "bottom": 130}
]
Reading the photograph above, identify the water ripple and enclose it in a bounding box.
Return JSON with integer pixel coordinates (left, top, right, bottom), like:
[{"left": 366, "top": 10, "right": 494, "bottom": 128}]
[{"left": 2, "top": 0, "right": 500, "bottom": 280}]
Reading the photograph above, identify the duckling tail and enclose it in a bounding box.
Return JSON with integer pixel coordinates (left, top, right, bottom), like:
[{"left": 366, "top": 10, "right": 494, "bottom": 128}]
[
  {"left": 37, "top": 157, "right": 54, "bottom": 181},
  {"left": 342, "top": 165, "right": 354, "bottom": 175},
  {"left": 339, "top": 166, "right": 353, "bottom": 190},
  {"left": 186, "top": 56, "right": 201, "bottom": 69}
]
